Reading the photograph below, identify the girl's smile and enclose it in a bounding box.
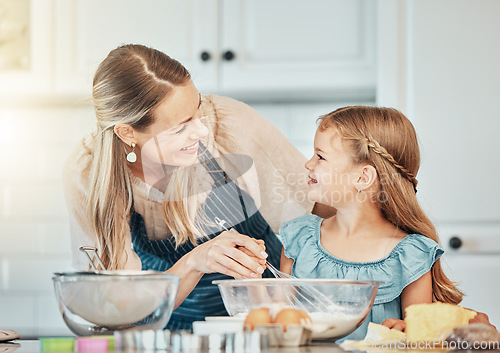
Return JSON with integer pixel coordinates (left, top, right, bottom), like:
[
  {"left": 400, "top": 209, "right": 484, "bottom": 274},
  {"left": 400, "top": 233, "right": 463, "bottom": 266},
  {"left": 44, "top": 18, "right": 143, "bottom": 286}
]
[{"left": 308, "top": 175, "right": 318, "bottom": 185}]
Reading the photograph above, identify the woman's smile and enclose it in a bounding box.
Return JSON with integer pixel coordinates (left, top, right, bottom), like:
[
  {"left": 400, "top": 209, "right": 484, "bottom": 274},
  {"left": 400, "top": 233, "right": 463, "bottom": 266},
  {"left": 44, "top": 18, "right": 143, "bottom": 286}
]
[{"left": 180, "top": 140, "right": 199, "bottom": 153}]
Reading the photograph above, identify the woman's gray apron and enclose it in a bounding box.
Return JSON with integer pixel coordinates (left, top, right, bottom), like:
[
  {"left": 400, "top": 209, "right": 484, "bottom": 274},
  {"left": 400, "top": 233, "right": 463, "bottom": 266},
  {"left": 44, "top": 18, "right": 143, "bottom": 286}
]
[{"left": 130, "top": 144, "right": 282, "bottom": 331}]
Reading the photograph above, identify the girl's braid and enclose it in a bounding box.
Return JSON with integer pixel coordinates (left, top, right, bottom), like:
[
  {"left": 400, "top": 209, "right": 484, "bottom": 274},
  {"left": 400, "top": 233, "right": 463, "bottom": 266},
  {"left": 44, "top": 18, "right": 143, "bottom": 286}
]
[{"left": 365, "top": 137, "right": 418, "bottom": 192}]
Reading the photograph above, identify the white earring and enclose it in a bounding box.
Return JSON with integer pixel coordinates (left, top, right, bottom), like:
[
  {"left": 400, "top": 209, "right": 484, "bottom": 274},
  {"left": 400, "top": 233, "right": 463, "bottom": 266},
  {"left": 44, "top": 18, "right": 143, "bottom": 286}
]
[{"left": 127, "top": 142, "right": 137, "bottom": 163}]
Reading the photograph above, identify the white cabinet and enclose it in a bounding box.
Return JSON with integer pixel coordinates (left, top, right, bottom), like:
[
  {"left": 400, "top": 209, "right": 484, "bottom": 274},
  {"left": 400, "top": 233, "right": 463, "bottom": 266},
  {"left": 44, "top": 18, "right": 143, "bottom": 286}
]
[
  {"left": 409, "top": 1, "right": 500, "bottom": 223},
  {"left": 0, "top": 0, "right": 53, "bottom": 97},
  {"left": 219, "top": 0, "right": 376, "bottom": 95},
  {"left": 53, "top": 0, "right": 218, "bottom": 95},
  {"left": 439, "top": 222, "right": 500, "bottom": 325},
  {"left": 52, "top": 0, "right": 376, "bottom": 98},
  {"left": 377, "top": 0, "right": 500, "bottom": 223}
]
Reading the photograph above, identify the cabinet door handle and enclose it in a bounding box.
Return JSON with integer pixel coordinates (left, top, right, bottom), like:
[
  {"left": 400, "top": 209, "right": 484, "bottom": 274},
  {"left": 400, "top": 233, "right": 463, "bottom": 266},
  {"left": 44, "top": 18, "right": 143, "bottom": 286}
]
[
  {"left": 222, "top": 50, "right": 235, "bottom": 61},
  {"left": 200, "top": 51, "right": 211, "bottom": 62},
  {"left": 449, "top": 236, "right": 462, "bottom": 249}
]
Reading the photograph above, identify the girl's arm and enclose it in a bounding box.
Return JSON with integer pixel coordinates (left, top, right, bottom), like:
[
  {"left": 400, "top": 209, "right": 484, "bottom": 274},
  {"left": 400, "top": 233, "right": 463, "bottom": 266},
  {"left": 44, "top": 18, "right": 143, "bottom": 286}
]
[
  {"left": 401, "top": 270, "right": 433, "bottom": 312},
  {"left": 381, "top": 271, "right": 432, "bottom": 331},
  {"left": 384, "top": 272, "right": 496, "bottom": 331},
  {"left": 280, "top": 247, "right": 294, "bottom": 275}
]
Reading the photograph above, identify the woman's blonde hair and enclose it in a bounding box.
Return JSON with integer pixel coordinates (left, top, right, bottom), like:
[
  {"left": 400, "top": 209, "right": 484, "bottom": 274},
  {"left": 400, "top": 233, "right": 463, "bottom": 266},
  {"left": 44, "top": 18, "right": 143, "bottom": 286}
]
[
  {"left": 318, "top": 106, "right": 463, "bottom": 304},
  {"left": 87, "top": 44, "right": 202, "bottom": 270}
]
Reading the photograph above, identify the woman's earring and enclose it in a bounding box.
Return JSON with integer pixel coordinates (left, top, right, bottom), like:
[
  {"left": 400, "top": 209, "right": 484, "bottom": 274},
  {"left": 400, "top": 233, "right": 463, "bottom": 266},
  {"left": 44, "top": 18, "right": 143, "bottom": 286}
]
[{"left": 127, "top": 142, "right": 137, "bottom": 163}]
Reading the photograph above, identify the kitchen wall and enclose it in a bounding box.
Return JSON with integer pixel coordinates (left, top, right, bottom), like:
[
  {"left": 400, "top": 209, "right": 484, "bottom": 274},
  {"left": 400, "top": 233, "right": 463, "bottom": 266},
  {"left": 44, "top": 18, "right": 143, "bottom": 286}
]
[
  {"left": 1, "top": 0, "right": 500, "bottom": 337},
  {"left": 0, "top": 104, "right": 91, "bottom": 336}
]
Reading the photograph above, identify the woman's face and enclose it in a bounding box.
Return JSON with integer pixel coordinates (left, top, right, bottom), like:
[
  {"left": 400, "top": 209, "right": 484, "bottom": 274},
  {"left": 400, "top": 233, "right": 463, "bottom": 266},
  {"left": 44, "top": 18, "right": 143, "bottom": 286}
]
[{"left": 134, "top": 81, "right": 209, "bottom": 169}]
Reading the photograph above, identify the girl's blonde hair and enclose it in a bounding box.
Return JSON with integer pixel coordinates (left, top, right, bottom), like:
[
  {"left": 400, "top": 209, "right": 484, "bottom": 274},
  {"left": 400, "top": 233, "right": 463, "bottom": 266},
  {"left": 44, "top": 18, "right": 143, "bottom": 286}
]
[
  {"left": 318, "top": 106, "right": 463, "bottom": 304},
  {"left": 87, "top": 44, "right": 203, "bottom": 270}
]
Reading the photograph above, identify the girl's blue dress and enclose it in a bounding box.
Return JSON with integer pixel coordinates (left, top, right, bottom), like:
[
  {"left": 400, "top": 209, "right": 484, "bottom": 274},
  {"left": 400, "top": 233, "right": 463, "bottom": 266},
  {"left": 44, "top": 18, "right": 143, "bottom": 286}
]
[{"left": 280, "top": 214, "right": 443, "bottom": 342}]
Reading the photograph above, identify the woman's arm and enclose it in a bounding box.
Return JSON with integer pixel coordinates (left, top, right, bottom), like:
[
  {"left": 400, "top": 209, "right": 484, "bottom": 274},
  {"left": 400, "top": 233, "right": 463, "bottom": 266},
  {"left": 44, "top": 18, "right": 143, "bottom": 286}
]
[
  {"left": 105, "top": 227, "right": 268, "bottom": 309},
  {"left": 166, "top": 230, "right": 268, "bottom": 308},
  {"left": 122, "top": 230, "right": 268, "bottom": 309}
]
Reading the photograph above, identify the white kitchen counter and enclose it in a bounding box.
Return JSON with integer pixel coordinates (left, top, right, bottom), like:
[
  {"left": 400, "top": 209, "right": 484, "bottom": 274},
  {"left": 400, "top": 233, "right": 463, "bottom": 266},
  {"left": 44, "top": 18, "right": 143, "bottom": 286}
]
[
  {"left": 4, "top": 339, "right": 347, "bottom": 353},
  {"left": 8, "top": 339, "right": 500, "bottom": 353}
]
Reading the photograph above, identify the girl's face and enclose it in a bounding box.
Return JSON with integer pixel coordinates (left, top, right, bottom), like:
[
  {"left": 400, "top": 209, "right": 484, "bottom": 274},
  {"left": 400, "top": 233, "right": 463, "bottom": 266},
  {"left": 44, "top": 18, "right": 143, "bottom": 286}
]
[
  {"left": 305, "top": 127, "right": 360, "bottom": 206},
  {"left": 134, "top": 81, "right": 209, "bottom": 168}
]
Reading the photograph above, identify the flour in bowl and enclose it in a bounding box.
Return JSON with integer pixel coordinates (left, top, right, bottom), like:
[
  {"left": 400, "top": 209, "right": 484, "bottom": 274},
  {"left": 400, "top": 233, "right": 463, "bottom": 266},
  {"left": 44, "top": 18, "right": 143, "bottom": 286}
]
[{"left": 306, "top": 311, "right": 365, "bottom": 339}]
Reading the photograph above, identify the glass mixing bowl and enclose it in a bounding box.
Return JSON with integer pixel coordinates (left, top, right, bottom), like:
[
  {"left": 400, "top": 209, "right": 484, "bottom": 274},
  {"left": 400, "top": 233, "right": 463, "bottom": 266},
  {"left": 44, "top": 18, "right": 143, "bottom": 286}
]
[
  {"left": 53, "top": 271, "right": 179, "bottom": 336},
  {"left": 213, "top": 278, "right": 379, "bottom": 340}
]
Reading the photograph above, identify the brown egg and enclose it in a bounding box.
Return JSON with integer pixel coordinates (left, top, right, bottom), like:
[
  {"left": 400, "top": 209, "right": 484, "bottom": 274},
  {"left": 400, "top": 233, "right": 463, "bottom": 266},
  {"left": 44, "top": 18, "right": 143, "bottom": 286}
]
[
  {"left": 244, "top": 307, "right": 272, "bottom": 330},
  {"left": 273, "top": 308, "right": 311, "bottom": 331}
]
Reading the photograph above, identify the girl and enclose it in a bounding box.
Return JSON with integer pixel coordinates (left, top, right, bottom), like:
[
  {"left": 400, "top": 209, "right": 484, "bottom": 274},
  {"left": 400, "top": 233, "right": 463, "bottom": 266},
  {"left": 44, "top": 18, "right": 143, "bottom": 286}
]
[{"left": 279, "top": 106, "right": 463, "bottom": 341}]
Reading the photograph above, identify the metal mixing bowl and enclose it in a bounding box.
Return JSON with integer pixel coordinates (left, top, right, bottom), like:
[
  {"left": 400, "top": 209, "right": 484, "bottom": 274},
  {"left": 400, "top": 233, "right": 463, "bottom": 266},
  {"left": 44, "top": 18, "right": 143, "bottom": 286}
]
[
  {"left": 213, "top": 278, "right": 379, "bottom": 341},
  {"left": 53, "top": 271, "right": 179, "bottom": 336}
]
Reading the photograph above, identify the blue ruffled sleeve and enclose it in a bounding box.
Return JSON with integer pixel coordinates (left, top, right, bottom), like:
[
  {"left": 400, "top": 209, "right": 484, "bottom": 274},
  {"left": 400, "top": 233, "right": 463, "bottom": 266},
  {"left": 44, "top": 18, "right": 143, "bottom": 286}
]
[
  {"left": 279, "top": 214, "right": 321, "bottom": 260},
  {"left": 370, "top": 234, "right": 444, "bottom": 304}
]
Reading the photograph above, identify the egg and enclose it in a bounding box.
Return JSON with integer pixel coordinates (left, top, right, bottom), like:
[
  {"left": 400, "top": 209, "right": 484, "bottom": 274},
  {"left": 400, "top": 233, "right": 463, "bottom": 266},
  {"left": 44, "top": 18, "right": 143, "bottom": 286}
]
[
  {"left": 273, "top": 308, "right": 312, "bottom": 331},
  {"left": 244, "top": 307, "right": 272, "bottom": 330}
]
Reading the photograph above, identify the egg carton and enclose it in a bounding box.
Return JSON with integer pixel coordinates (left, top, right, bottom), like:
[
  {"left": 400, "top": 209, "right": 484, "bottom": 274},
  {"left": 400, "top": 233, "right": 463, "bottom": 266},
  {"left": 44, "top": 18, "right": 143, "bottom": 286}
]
[{"left": 247, "top": 324, "right": 313, "bottom": 347}]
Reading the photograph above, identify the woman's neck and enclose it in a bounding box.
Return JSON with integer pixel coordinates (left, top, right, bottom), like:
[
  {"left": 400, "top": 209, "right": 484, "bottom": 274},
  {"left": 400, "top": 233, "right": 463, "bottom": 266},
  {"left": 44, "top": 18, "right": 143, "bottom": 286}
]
[{"left": 128, "top": 159, "right": 174, "bottom": 192}]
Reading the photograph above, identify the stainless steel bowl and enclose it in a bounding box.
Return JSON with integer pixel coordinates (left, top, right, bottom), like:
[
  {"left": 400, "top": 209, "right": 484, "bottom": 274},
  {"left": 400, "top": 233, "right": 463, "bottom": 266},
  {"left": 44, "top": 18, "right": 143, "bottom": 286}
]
[
  {"left": 213, "top": 278, "right": 379, "bottom": 341},
  {"left": 53, "top": 271, "right": 179, "bottom": 336}
]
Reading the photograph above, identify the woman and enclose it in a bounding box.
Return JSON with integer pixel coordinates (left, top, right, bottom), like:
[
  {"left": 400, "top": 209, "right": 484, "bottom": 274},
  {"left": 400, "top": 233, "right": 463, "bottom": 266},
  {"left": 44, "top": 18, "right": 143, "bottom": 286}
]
[{"left": 63, "top": 44, "right": 331, "bottom": 330}]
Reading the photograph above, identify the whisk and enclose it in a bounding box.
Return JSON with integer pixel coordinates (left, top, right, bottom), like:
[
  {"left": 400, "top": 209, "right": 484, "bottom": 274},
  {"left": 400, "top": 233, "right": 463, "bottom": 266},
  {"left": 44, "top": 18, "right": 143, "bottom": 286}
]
[
  {"left": 215, "top": 218, "right": 335, "bottom": 313},
  {"left": 264, "top": 259, "right": 336, "bottom": 313}
]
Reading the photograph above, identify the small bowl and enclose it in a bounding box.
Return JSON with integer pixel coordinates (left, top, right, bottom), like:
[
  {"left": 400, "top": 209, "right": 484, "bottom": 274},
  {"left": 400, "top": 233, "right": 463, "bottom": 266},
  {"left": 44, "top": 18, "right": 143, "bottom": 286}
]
[
  {"left": 53, "top": 271, "right": 179, "bottom": 336},
  {"left": 213, "top": 278, "right": 379, "bottom": 341}
]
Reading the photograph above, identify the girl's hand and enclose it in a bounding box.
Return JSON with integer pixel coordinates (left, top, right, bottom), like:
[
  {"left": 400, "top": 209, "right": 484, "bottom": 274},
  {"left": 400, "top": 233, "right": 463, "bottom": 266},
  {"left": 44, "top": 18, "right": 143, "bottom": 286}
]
[
  {"left": 468, "top": 310, "right": 497, "bottom": 330},
  {"left": 381, "top": 318, "right": 406, "bottom": 332},
  {"left": 185, "top": 231, "right": 268, "bottom": 279}
]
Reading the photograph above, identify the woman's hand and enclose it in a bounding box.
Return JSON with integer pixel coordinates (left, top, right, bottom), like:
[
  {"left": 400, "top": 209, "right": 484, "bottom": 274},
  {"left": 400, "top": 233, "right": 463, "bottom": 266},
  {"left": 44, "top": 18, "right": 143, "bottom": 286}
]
[
  {"left": 381, "top": 318, "right": 406, "bottom": 332},
  {"left": 185, "top": 231, "right": 268, "bottom": 279}
]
